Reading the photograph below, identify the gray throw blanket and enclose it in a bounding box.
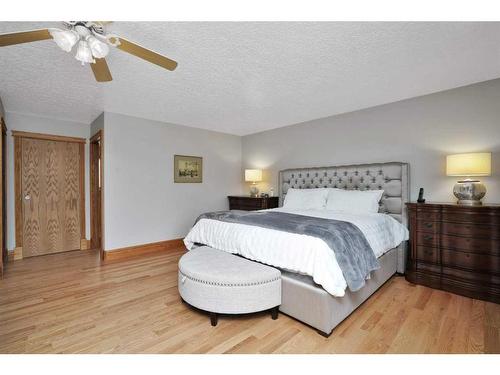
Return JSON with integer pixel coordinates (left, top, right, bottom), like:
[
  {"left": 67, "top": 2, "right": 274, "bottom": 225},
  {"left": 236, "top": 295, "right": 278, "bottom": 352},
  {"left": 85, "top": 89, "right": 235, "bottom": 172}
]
[{"left": 196, "top": 210, "right": 379, "bottom": 292}]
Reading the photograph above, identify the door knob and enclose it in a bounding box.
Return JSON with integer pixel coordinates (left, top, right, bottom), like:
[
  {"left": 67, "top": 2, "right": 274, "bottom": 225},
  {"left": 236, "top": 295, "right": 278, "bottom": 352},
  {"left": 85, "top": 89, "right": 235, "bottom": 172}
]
[{"left": 24, "top": 194, "right": 31, "bottom": 200}]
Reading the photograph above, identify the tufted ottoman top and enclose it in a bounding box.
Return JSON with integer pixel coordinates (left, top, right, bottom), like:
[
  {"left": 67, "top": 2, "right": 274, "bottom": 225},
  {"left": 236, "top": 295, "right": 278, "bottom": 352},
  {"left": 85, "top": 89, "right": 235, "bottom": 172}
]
[{"left": 179, "top": 246, "right": 281, "bottom": 286}]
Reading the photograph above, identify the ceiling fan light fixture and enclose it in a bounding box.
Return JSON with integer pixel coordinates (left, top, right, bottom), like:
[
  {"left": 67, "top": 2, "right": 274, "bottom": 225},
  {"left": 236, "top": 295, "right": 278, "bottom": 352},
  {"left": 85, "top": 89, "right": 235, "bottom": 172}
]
[
  {"left": 87, "top": 35, "right": 109, "bottom": 59},
  {"left": 75, "top": 40, "right": 95, "bottom": 65},
  {"left": 49, "top": 28, "right": 79, "bottom": 52},
  {"left": 0, "top": 21, "right": 178, "bottom": 83}
]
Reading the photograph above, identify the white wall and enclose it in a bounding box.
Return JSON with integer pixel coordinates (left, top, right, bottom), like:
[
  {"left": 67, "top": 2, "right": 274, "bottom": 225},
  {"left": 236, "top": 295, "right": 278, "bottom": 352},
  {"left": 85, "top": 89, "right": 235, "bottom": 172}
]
[
  {"left": 103, "top": 112, "right": 242, "bottom": 251},
  {"left": 242, "top": 79, "right": 500, "bottom": 204},
  {"left": 4, "top": 112, "right": 91, "bottom": 250}
]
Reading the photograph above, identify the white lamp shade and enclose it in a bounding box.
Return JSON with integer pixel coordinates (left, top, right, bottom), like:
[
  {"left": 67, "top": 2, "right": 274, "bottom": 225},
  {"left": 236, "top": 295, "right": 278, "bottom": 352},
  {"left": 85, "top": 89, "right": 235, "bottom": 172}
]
[
  {"left": 446, "top": 152, "right": 492, "bottom": 177},
  {"left": 245, "top": 169, "right": 262, "bottom": 182},
  {"left": 87, "top": 36, "right": 109, "bottom": 59},
  {"left": 49, "top": 28, "right": 79, "bottom": 52},
  {"left": 75, "top": 40, "right": 95, "bottom": 64}
]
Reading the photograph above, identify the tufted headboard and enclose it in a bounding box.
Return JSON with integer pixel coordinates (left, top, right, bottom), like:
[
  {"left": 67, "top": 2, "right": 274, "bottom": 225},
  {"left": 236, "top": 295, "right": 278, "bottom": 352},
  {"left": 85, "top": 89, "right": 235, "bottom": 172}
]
[
  {"left": 278, "top": 162, "right": 409, "bottom": 273},
  {"left": 278, "top": 162, "right": 410, "bottom": 226}
]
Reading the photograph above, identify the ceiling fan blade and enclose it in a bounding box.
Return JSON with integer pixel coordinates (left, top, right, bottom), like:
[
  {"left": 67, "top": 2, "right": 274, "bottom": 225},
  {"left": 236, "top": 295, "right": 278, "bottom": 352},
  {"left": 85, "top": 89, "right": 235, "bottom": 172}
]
[
  {"left": 0, "top": 29, "right": 51, "bottom": 47},
  {"left": 91, "top": 58, "right": 113, "bottom": 82},
  {"left": 114, "top": 37, "right": 178, "bottom": 71}
]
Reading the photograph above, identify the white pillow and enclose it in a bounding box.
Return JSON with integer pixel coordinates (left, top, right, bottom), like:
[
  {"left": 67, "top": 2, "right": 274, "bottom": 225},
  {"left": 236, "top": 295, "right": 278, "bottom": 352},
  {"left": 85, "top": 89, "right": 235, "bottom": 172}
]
[
  {"left": 325, "top": 188, "right": 384, "bottom": 213},
  {"left": 283, "top": 188, "right": 328, "bottom": 210}
]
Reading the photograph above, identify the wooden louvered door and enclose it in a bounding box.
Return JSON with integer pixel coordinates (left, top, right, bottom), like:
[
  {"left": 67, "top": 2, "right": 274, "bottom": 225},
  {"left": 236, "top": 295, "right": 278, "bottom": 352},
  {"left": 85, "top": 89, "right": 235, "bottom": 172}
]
[{"left": 20, "top": 136, "right": 82, "bottom": 257}]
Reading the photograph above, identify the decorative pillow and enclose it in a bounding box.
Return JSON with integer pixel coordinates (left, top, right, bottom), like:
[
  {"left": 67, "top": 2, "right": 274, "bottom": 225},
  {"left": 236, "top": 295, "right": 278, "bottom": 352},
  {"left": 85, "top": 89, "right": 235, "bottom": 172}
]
[
  {"left": 325, "top": 189, "right": 384, "bottom": 213},
  {"left": 283, "top": 188, "right": 329, "bottom": 210}
]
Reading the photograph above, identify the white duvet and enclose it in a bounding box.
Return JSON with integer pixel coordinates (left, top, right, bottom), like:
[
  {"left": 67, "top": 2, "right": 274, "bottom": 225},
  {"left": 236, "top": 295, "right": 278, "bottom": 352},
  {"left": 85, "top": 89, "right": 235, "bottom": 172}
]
[{"left": 183, "top": 208, "right": 409, "bottom": 297}]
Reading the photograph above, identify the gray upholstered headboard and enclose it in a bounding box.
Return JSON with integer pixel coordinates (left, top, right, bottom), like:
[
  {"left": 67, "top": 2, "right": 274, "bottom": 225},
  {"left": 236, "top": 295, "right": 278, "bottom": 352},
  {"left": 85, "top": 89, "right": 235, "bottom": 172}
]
[
  {"left": 278, "top": 162, "right": 409, "bottom": 273},
  {"left": 278, "top": 162, "right": 410, "bottom": 226}
]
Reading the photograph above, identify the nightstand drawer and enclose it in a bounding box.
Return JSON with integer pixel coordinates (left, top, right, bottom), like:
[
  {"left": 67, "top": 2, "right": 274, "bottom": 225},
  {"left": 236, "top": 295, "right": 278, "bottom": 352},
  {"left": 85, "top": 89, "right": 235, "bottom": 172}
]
[
  {"left": 230, "top": 199, "right": 262, "bottom": 210},
  {"left": 441, "top": 222, "right": 500, "bottom": 240},
  {"left": 416, "top": 232, "right": 439, "bottom": 247},
  {"left": 416, "top": 246, "right": 439, "bottom": 264},
  {"left": 441, "top": 234, "right": 500, "bottom": 255},
  {"left": 227, "top": 196, "right": 279, "bottom": 211},
  {"left": 441, "top": 249, "right": 500, "bottom": 274}
]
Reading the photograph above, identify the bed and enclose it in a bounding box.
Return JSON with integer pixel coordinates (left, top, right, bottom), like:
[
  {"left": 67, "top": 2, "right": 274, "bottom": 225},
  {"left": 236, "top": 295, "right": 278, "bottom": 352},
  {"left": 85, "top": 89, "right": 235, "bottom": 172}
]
[{"left": 184, "top": 162, "right": 409, "bottom": 336}]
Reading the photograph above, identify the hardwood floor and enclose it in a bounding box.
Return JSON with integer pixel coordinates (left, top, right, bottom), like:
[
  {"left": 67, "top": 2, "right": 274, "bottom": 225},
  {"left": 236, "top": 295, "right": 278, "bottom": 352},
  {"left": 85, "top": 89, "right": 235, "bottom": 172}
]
[{"left": 1, "top": 247, "right": 499, "bottom": 354}]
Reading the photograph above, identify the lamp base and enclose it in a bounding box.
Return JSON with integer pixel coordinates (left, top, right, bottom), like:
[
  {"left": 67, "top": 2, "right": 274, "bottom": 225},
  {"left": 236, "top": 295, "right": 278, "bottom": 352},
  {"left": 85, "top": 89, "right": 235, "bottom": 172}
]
[
  {"left": 249, "top": 183, "right": 259, "bottom": 198},
  {"left": 453, "top": 180, "right": 486, "bottom": 206}
]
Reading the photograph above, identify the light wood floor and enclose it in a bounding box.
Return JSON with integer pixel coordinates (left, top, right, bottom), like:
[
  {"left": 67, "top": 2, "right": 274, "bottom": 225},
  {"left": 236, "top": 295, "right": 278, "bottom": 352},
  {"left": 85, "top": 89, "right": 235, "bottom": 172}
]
[{"left": 1, "top": 247, "right": 499, "bottom": 354}]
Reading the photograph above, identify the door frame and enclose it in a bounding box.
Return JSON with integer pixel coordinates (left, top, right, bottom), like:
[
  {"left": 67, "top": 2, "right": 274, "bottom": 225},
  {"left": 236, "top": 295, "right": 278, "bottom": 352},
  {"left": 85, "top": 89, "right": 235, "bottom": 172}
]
[
  {"left": 0, "top": 118, "right": 6, "bottom": 277},
  {"left": 90, "top": 129, "right": 104, "bottom": 260},
  {"left": 13, "top": 131, "right": 87, "bottom": 259}
]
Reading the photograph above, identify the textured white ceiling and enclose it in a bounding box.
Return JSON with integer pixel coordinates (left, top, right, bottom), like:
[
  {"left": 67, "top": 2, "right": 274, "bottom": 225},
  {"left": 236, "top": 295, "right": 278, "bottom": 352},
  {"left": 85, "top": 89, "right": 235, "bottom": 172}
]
[{"left": 1, "top": 22, "right": 500, "bottom": 135}]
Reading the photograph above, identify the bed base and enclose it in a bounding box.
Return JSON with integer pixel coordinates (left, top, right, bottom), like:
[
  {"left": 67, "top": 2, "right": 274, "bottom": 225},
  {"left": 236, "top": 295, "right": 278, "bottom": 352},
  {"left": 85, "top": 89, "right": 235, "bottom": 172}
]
[{"left": 279, "top": 246, "right": 399, "bottom": 336}]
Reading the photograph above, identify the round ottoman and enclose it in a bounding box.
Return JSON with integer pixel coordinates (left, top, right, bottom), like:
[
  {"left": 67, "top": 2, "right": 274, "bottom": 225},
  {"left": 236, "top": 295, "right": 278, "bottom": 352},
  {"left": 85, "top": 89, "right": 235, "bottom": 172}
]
[{"left": 178, "top": 246, "right": 281, "bottom": 326}]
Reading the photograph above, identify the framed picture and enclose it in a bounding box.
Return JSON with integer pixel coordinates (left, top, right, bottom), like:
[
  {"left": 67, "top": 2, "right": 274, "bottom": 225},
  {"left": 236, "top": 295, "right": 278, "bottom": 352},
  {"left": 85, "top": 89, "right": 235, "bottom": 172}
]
[{"left": 174, "top": 155, "right": 203, "bottom": 183}]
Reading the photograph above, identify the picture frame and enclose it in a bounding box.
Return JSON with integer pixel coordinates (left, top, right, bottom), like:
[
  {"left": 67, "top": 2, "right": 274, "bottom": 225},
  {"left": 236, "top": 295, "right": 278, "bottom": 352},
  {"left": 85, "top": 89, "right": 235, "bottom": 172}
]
[{"left": 174, "top": 155, "right": 203, "bottom": 183}]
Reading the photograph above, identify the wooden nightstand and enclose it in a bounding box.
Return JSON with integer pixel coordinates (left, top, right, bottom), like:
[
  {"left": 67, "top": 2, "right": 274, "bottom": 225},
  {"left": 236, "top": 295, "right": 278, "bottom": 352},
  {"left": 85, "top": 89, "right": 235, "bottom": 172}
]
[
  {"left": 406, "top": 202, "right": 500, "bottom": 304},
  {"left": 228, "top": 196, "right": 279, "bottom": 211}
]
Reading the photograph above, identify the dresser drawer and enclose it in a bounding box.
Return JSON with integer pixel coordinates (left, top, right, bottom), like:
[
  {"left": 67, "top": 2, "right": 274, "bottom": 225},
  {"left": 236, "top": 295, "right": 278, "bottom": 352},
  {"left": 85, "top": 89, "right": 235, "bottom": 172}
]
[
  {"left": 416, "top": 220, "right": 439, "bottom": 233},
  {"left": 441, "top": 249, "right": 500, "bottom": 274},
  {"left": 416, "top": 246, "right": 439, "bottom": 264},
  {"left": 442, "top": 212, "right": 500, "bottom": 225},
  {"left": 416, "top": 210, "right": 441, "bottom": 221},
  {"left": 441, "top": 234, "right": 500, "bottom": 255},
  {"left": 441, "top": 222, "right": 500, "bottom": 240},
  {"left": 416, "top": 232, "right": 439, "bottom": 247},
  {"left": 441, "top": 265, "right": 500, "bottom": 285},
  {"left": 416, "top": 261, "right": 441, "bottom": 274}
]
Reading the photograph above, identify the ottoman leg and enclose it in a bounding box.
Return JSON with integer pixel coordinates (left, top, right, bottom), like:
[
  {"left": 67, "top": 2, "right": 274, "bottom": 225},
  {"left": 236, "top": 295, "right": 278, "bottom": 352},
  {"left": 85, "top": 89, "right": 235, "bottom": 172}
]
[
  {"left": 210, "top": 312, "right": 218, "bottom": 327},
  {"left": 271, "top": 306, "right": 279, "bottom": 320}
]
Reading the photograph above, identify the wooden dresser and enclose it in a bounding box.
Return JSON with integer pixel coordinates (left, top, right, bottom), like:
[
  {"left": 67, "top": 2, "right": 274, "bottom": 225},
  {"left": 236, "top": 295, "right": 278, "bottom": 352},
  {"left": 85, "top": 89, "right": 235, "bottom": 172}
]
[
  {"left": 406, "top": 202, "right": 500, "bottom": 304},
  {"left": 228, "top": 196, "right": 279, "bottom": 211}
]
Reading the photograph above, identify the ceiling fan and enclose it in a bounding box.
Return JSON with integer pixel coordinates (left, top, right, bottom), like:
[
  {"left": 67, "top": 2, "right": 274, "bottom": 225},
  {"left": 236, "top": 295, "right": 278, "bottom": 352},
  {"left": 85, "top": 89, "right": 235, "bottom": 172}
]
[{"left": 0, "top": 21, "right": 178, "bottom": 82}]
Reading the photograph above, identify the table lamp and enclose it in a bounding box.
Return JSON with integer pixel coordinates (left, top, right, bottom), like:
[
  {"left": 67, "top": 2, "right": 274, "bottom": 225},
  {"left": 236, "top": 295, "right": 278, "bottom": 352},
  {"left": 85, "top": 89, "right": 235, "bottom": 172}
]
[
  {"left": 245, "top": 169, "right": 262, "bottom": 197},
  {"left": 446, "top": 152, "right": 491, "bottom": 205}
]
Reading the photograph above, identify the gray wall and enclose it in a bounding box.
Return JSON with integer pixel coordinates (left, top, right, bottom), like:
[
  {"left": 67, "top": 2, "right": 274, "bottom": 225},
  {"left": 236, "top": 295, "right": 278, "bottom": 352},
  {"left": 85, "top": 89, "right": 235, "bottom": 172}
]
[
  {"left": 4, "top": 112, "right": 91, "bottom": 251},
  {"left": 90, "top": 112, "right": 104, "bottom": 137},
  {"left": 242, "top": 79, "right": 500, "bottom": 204},
  {"left": 103, "top": 112, "right": 242, "bottom": 251}
]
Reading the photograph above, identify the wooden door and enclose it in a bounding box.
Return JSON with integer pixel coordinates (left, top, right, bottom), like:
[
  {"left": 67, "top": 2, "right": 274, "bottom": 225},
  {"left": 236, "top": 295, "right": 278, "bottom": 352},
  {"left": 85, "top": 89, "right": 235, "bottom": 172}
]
[
  {"left": 21, "top": 137, "right": 82, "bottom": 257},
  {"left": 90, "top": 131, "right": 102, "bottom": 252}
]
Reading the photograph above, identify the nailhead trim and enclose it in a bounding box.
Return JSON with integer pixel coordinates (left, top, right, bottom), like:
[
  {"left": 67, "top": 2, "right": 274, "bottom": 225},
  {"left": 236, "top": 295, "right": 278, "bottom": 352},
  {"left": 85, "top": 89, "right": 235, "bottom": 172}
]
[{"left": 179, "top": 270, "right": 281, "bottom": 287}]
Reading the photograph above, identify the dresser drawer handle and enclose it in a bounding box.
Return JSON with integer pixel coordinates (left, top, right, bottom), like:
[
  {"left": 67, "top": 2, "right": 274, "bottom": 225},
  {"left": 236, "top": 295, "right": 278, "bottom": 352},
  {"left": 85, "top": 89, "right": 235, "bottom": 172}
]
[
  {"left": 452, "top": 224, "right": 471, "bottom": 230},
  {"left": 423, "top": 235, "right": 433, "bottom": 241},
  {"left": 424, "top": 222, "right": 433, "bottom": 228}
]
